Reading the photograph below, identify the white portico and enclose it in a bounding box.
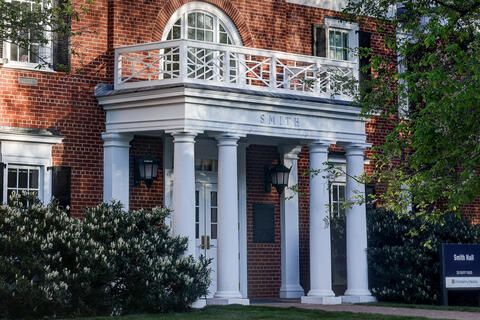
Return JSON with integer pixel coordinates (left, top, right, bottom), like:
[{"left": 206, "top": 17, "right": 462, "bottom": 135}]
[{"left": 95, "top": 1, "right": 375, "bottom": 305}]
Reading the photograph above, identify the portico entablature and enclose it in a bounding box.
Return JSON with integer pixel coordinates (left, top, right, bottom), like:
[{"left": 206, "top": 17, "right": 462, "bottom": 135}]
[{"left": 95, "top": 84, "right": 368, "bottom": 144}]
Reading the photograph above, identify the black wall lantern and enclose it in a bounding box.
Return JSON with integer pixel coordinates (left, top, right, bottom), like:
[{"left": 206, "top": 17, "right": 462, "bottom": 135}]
[
  {"left": 265, "top": 163, "right": 291, "bottom": 194},
  {"left": 134, "top": 155, "right": 159, "bottom": 189}
]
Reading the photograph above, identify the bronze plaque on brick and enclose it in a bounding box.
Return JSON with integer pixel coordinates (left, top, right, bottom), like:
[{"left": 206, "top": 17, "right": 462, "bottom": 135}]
[{"left": 253, "top": 203, "right": 275, "bottom": 243}]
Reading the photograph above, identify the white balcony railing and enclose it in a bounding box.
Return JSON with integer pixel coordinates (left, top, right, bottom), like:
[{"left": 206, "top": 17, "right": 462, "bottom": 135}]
[{"left": 114, "top": 39, "right": 358, "bottom": 101}]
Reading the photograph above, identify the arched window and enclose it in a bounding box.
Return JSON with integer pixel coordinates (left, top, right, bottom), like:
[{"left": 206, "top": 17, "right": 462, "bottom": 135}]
[
  {"left": 166, "top": 12, "right": 233, "bottom": 45},
  {"left": 161, "top": 3, "right": 241, "bottom": 81},
  {"left": 162, "top": 2, "right": 241, "bottom": 45}
]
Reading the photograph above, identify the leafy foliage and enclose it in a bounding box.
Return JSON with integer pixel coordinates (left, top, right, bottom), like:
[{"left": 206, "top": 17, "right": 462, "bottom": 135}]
[
  {"left": 367, "top": 209, "right": 480, "bottom": 304},
  {"left": 0, "top": 193, "right": 210, "bottom": 319},
  {"left": 343, "top": 0, "right": 480, "bottom": 218}
]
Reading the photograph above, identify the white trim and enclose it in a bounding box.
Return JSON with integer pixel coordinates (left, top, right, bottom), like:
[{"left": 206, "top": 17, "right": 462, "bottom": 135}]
[
  {"left": 161, "top": 1, "right": 243, "bottom": 46},
  {"left": 0, "top": 132, "right": 62, "bottom": 204},
  {"left": 286, "top": 0, "right": 396, "bottom": 18},
  {"left": 286, "top": 0, "right": 348, "bottom": 12}
]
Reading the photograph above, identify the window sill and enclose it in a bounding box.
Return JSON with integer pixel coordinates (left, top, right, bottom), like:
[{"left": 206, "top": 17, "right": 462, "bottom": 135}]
[{"left": 1, "top": 63, "right": 56, "bottom": 74}]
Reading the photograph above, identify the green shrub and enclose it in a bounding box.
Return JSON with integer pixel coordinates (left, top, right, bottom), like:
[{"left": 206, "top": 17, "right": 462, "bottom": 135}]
[
  {"left": 0, "top": 193, "right": 210, "bottom": 319},
  {"left": 367, "top": 209, "right": 480, "bottom": 304}
]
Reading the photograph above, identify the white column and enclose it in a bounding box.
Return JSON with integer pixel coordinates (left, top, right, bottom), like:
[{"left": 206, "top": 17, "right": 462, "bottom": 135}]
[
  {"left": 102, "top": 132, "right": 133, "bottom": 211},
  {"left": 342, "top": 143, "right": 375, "bottom": 303},
  {"left": 279, "top": 145, "right": 304, "bottom": 298},
  {"left": 172, "top": 132, "right": 197, "bottom": 257},
  {"left": 210, "top": 133, "right": 249, "bottom": 305},
  {"left": 302, "top": 141, "right": 341, "bottom": 305}
]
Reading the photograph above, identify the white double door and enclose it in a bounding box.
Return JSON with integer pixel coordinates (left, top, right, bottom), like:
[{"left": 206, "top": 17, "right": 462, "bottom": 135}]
[{"left": 195, "top": 181, "right": 218, "bottom": 298}]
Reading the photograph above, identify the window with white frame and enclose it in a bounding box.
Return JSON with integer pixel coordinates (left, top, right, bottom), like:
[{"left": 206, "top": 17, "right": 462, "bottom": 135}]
[
  {"left": 328, "top": 29, "right": 349, "bottom": 61},
  {"left": 313, "top": 18, "right": 358, "bottom": 62},
  {"left": 6, "top": 165, "right": 41, "bottom": 204},
  {"left": 330, "top": 183, "right": 346, "bottom": 215},
  {"left": 2, "top": 0, "right": 51, "bottom": 68}
]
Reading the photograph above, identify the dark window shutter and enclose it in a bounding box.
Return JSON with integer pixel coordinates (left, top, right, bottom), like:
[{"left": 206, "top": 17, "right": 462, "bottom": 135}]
[
  {"left": 313, "top": 24, "right": 327, "bottom": 57},
  {"left": 0, "top": 40, "right": 3, "bottom": 61},
  {"left": 358, "top": 31, "right": 372, "bottom": 93},
  {"left": 51, "top": 166, "right": 71, "bottom": 214},
  {"left": 0, "top": 163, "right": 4, "bottom": 204},
  {"left": 52, "top": 0, "right": 71, "bottom": 71}
]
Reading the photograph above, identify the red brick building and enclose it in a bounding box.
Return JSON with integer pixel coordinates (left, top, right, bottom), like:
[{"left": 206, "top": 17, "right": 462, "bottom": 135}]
[{"left": 0, "top": 0, "right": 405, "bottom": 305}]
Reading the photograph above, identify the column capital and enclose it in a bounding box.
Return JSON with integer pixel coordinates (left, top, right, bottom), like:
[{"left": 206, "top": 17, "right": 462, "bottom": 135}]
[
  {"left": 279, "top": 145, "right": 302, "bottom": 160},
  {"left": 344, "top": 143, "right": 371, "bottom": 156},
  {"left": 216, "top": 133, "right": 240, "bottom": 146},
  {"left": 170, "top": 131, "right": 198, "bottom": 143},
  {"left": 102, "top": 132, "right": 133, "bottom": 148},
  {"left": 309, "top": 140, "right": 333, "bottom": 154}
]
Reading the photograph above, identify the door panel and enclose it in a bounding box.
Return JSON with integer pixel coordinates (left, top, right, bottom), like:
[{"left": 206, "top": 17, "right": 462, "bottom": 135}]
[{"left": 195, "top": 182, "right": 218, "bottom": 298}]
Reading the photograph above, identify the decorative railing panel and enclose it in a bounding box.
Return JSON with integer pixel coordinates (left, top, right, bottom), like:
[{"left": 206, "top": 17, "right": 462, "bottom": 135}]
[{"left": 114, "top": 39, "right": 358, "bottom": 101}]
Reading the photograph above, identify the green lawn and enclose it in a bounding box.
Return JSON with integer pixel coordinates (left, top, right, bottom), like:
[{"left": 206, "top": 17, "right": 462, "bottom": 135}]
[
  {"left": 361, "top": 302, "right": 480, "bottom": 313},
  {"left": 75, "top": 305, "right": 437, "bottom": 320}
]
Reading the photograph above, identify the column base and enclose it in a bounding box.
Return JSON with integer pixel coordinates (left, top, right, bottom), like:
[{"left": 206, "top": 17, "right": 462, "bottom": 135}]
[
  {"left": 191, "top": 298, "right": 207, "bottom": 309},
  {"left": 301, "top": 296, "right": 342, "bottom": 305},
  {"left": 207, "top": 298, "right": 250, "bottom": 306},
  {"left": 341, "top": 295, "right": 377, "bottom": 303},
  {"left": 280, "top": 284, "right": 305, "bottom": 298}
]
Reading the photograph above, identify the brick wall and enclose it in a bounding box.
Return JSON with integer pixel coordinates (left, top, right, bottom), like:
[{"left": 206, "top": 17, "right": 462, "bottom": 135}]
[
  {"left": 246, "top": 145, "right": 281, "bottom": 298},
  {"left": 129, "top": 136, "right": 164, "bottom": 211}
]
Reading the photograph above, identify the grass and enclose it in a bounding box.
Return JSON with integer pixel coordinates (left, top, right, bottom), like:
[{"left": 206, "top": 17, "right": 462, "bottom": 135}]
[
  {"left": 360, "top": 302, "right": 480, "bottom": 313},
  {"left": 74, "top": 305, "right": 438, "bottom": 320}
]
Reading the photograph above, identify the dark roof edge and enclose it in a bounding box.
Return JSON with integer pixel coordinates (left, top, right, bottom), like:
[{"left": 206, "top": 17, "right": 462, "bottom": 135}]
[
  {"left": 94, "top": 83, "right": 355, "bottom": 107},
  {"left": 0, "top": 126, "right": 62, "bottom": 137}
]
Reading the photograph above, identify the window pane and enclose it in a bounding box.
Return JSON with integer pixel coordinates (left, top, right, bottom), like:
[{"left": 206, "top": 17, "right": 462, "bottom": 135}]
[
  {"left": 336, "top": 49, "right": 343, "bottom": 60},
  {"left": 329, "top": 48, "right": 335, "bottom": 59},
  {"left": 219, "top": 32, "right": 228, "bottom": 44},
  {"left": 188, "top": 28, "right": 195, "bottom": 40},
  {"left": 196, "top": 223, "right": 199, "bottom": 239},
  {"left": 197, "top": 13, "right": 204, "bottom": 29},
  {"left": 172, "top": 25, "right": 181, "bottom": 39},
  {"left": 195, "top": 190, "right": 199, "bottom": 206},
  {"left": 19, "top": 46, "right": 28, "bottom": 62},
  {"left": 339, "top": 186, "right": 345, "bottom": 201},
  {"left": 188, "top": 13, "right": 195, "bottom": 27},
  {"left": 18, "top": 169, "right": 28, "bottom": 188},
  {"left": 205, "top": 15, "right": 213, "bottom": 29},
  {"left": 197, "top": 30, "right": 204, "bottom": 41},
  {"left": 335, "top": 32, "right": 342, "bottom": 47},
  {"left": 211, "top": 191, "right": 217, "bottom": 207},
  {"left": 211, "top": 224, "right": 217, "bottom": 239},
  {"left": 10, "top": 44, "right": 18, "bottom": 61},
  {"left": 205, "top": 31, "right": 213, "bottom": 42},
  {"left": 211, "top": 208, "right": 217, "bottom": 223},
  {"left": 8, "top": 169, "right": 17, "bottom": 188},
  {"left": 329, "top": 30, "right": 335, "bottom": 46},
  {"left": 29, "top": 170, "right": 39, "bottom": 189},
  {"left": 30, "top": 45, "right": 39, "bottom": 63},
  {"left": 333, "top": 186, "right": 338, "bottom": 201}
]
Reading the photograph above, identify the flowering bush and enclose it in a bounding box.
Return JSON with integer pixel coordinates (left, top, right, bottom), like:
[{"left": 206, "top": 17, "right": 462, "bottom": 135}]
[
  {"left": 367, "top": 209, "right": 480, "bottom": 304},
  {"left": 0, "top": 193, "right": 210, "bottom": 319}
]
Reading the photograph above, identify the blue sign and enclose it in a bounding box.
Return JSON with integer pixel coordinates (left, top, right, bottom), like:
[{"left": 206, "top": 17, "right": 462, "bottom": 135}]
[{"left": 442, "top": 244, "right": 480, "bottom": 288}]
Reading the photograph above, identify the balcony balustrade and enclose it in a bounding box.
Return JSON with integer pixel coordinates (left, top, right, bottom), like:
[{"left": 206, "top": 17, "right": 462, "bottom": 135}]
[{"left": 114, "top": 39, "right": 358, "bottom": 101}]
